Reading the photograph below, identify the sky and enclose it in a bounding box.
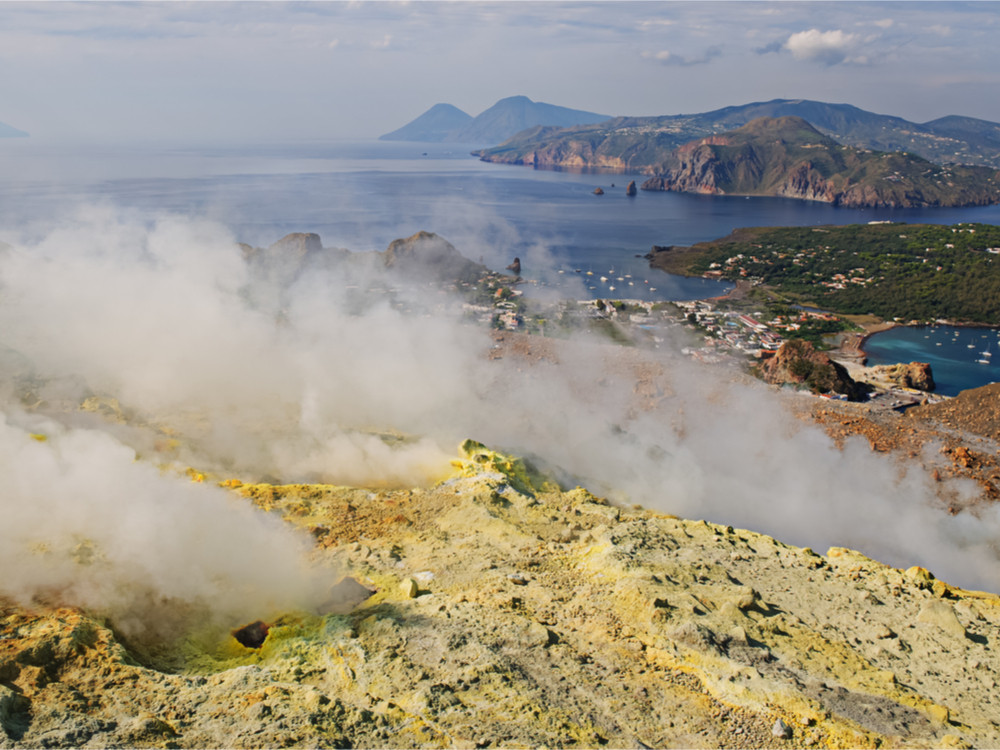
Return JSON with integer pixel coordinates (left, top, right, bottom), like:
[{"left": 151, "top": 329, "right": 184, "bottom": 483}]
[{"left": 1, "top": 1, "right": 1000, "bottom": 144}]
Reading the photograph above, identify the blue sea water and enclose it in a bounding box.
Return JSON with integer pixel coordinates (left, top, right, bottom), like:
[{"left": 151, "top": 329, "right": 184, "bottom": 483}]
[
  {"left": 5, "top": 138, "right": 1000, "bottom": 304},
  {"left": 864, "top": 325, "right": 1000, "bottom": 397}
]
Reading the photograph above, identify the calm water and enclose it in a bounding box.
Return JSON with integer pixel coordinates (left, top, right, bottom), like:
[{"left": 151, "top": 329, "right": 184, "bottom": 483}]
[
  {"left": 3, "top": 138, "right": 1000, "bottom": 304},
  {"left": 864, "top": 325, "right": 1000, "bottom": 396}
]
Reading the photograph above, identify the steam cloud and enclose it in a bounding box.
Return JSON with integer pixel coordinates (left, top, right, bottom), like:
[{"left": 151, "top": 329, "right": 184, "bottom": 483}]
[{"left": 0, "top": 204, "right": 997, "bottom": 634}]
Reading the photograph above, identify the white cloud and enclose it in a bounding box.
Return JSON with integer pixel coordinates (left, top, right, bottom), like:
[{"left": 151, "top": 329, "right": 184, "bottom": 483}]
[
  {"left": 872, "top": 18, "right": 894, "bottom": 29},
  {"left": 641, "top": 46, "right": 721, "bottom": 67},
  {"left": 637, "top": 18, "right": 675, "bottom": 30},
  {"left": 784, "top": 28, "right": 862, "bottom": 66}
]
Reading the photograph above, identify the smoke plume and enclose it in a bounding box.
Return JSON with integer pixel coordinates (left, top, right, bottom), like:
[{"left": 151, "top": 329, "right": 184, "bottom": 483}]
[{"left": 0, "top": 205, "right": 997, "bottom": 629}]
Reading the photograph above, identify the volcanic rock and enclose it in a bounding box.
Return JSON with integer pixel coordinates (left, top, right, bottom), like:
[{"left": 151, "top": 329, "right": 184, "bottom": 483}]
[
  {"left": 626, "top": 180, "right": 637, "bottom": 196},
  {"left": 2, "top": 442, "right": 999, "bottom": 748},
  {"left": 870, "top": 362, "right": 935, "bottom": 391},
  {"left": 758, "top": 339, "right": 867, "bottom": 400},
  {"left": 382, "top": 231, "right": 484, "bottom": 283}
]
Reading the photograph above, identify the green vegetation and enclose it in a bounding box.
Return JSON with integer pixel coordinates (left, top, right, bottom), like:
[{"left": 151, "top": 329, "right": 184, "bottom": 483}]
[{"left": 662, "top": 223, "right": 1000, "bottom": 325}]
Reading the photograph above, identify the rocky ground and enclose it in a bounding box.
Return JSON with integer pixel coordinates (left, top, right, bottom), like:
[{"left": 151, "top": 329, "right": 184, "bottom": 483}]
[
  {"left": 801, "top": 383, "right": 1000, "bottom": 509},
  {"left": 2, "top": 436, "right": 999, "bottom": 749},
  {"left": 3, "top": 330, "right": 1000, "bottom": 749}
]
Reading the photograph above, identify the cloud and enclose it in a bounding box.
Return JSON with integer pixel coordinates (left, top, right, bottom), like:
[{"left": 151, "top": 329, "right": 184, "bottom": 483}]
[
  {"left": 641, "top": 45, "right": 721, "bottom": 67},
  {"left": 784, "top": 28, "right": 865, "bottom": 66}
]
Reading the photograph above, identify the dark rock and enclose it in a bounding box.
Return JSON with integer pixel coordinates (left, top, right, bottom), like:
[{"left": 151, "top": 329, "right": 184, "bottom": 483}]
[
  {"left": 232, "top": 621, "right": 270, "bottom": 649},
  {"left": 626, "top": 180, "right": 637, "bottom": 196}
]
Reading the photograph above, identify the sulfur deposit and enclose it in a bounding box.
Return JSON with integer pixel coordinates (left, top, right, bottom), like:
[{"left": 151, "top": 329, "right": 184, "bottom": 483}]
[{"left": 1, "top": 441, "right": 998, "bottom": 749}]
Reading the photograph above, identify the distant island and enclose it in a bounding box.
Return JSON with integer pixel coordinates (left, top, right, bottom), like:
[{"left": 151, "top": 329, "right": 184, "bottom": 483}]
[
  {"left": 0, "top": 119, "right": 28, "bottom": 138},
  {"left": 640, "top": 116, "right": 1000, "bottom": 208},
  {"left": 474, "top": 97, "right": 1000, "bottom": 171},
  {"left": 380, "top": 95, "right": 608, "bottom": 146}
]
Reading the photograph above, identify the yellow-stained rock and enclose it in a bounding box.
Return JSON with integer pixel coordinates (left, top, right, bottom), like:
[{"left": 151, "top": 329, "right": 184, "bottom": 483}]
[{"left": 1, "top": 443, "right": 999, "bottom": 749}]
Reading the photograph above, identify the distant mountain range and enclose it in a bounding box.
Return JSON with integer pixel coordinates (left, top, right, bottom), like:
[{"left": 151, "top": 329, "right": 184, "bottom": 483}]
[
  {"left": 380, "top": 96, "right": 609, "bottom": 146},
  {"left": 0, "top": 119, "right": 28, "bottom": 138},
  {"left": 640, "top": 116, "right": 1000, "bottom": 208},
  {"left": 475, "top": 98, "right": 1000, "bottom": 170}
]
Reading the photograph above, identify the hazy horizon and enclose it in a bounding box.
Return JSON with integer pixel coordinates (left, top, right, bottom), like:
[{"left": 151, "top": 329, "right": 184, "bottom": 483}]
[{"left": 2, "top": 1, "right": 1000, "bottom": 145}]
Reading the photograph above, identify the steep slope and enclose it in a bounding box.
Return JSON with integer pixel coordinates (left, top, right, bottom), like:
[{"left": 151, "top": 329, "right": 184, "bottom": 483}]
[
  {"left": 379, "top": 103, "right": 472, "bottom": 142},
  {"left": 475, "top": 98, "right": 1000, "bottom": 170},
  {"left": 2, "top": 441, "right": 998, "bottom": 748},
  {"left": 640, "top": 117, "right": 1000, "bottom": 208},
  {"left": 447, "top": 96, "right": 608, "bottom": 145}
]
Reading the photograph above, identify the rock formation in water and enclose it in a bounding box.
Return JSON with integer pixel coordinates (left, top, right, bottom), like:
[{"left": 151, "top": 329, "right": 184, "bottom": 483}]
[
  {"left": 870, "top": 362, "right": 936, "bottom": 392},
  {"left": 626, "top": 180, "right": 637, "bottom": 196}
]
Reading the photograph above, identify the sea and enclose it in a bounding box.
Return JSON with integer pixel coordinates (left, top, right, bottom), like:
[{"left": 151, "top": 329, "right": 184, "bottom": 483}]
[
  {"left": 863, "top": 325, "right": 1000, "bottom": 397},
  {"left": 3, "top": 136, "right": 1000, "bottom": 387}
]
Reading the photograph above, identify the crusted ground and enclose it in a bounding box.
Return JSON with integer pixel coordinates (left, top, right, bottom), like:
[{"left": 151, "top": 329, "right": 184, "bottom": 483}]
[{"left": 1, "top": 442, "right": 998, "bottom": 749}]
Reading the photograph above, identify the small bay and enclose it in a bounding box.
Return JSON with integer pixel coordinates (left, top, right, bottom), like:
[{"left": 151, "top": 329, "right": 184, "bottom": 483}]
[{"left": 863, "top": 325, "right": 1000, "bottom": 396}]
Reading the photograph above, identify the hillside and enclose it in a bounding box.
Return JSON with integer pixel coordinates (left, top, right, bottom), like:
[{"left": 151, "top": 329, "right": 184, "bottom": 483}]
[
  {"left": 475, "top": 98, "right": 1000, "bottom": 170},
  {"left": 648, "top": 222, "right": 1000, "bottom": 324},
  {"left": 381, "top": 96, "right": 608, "bottom": 145},
  {"left": 2, "top": 439, "right": 998, "bottom": 748},
  {"left": 639, "top": 117, "right": 1000, "bottom": 208}
]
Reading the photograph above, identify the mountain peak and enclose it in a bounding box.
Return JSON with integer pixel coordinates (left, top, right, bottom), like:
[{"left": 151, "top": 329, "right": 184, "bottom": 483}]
[
  {"left": 732, "top": 116, "right": 830, "bottom": 144},
  {"left": 381, "top": 96, "right": 609, "bottom": 146}
]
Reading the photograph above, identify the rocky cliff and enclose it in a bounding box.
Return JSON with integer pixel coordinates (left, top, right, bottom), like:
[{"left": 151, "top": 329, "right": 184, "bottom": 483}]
[
  {"left": 869, "top": 362, "right": 936, "bottom": 392},
  {"left": 1, "top": 440, "right": 997, "bottom": 749},
  {"left": 640, "top": 117, "right": 1000, "bottom": 208},
  {"left": 475, "top": 99, "right": 1000, "bottom": 171},
  {"left": 758, "top": 339, "right": 868, "bottom": 400}
]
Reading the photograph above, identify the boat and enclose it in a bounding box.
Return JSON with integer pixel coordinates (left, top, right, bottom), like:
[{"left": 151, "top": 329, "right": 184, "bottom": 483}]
[{"left": 978, "top": 342, "right": 992, "bottom": 364}]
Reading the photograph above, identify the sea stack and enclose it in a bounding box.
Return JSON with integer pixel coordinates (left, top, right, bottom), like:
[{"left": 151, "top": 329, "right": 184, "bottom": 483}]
[{"left": 626, "top": 180, "right": 637, "bottom": 196}]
